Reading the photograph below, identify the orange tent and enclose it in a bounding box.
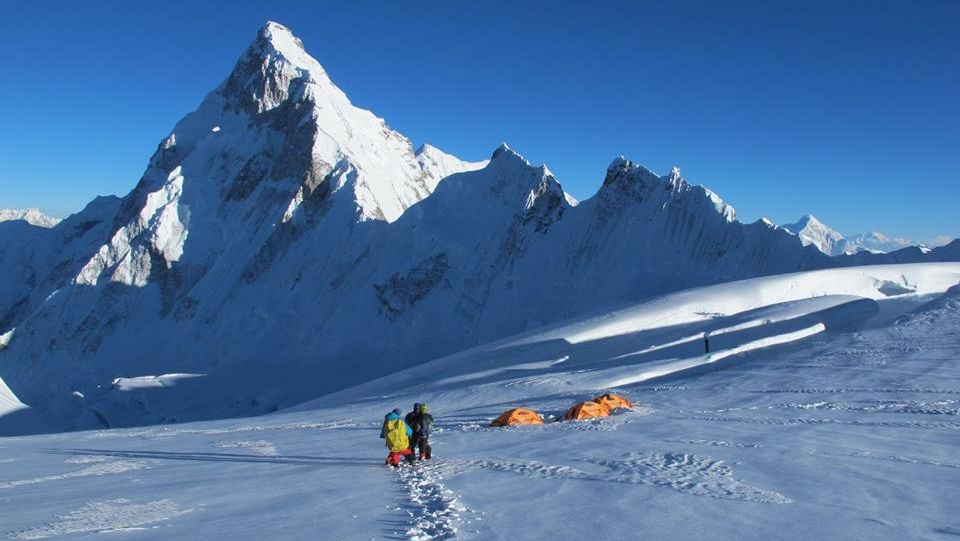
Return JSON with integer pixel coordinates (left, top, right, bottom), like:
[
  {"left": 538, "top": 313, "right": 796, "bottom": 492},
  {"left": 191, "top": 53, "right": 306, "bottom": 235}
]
[
  {"left": 563, "top": 401, "right": 611, "bottom": 421},
  {"left": 490, "top": 407, "right": 544, "bottom": 427},
  {"left": 592, "top": 393, "right": 635, "bottom": 411}
]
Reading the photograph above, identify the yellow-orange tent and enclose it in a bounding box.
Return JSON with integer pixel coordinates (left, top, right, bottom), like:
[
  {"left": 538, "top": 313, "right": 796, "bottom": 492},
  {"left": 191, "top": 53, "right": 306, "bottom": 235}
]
[
  {"left": 563, "top": 401, "right": 611, "bottom": 420},
  {"left": 490, "top": 407, "right": 544, "bottom": 427},
  {"left": 592, "top": 393, "right": 635, "bottom": 411}
]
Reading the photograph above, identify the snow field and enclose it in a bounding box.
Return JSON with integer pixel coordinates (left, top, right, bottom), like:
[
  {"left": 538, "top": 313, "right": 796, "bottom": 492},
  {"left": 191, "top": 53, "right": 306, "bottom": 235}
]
[{"left": 0, "top": 265, "right": 958, "bottom": 539}]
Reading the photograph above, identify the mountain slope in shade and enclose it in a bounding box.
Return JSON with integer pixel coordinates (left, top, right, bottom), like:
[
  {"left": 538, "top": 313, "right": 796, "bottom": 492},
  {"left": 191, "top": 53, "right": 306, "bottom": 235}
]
[{"left": 0, "top": 21, "right": 953, "bottom": 435}]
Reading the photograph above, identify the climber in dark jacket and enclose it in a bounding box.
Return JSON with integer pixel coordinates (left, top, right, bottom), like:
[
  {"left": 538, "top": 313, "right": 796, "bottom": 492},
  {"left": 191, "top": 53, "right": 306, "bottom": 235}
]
[
  {"left": 405, "top": 403, "right": 422, "bottom": 460},
  {"left": 407, "top": 403, "right": 434, "bottom": 460}
]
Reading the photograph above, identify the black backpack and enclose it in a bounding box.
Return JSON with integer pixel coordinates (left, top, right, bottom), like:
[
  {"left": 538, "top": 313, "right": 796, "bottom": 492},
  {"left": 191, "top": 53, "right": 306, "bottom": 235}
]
[{"left": 405, "top": 412, "right": 421, "bottom": 433}]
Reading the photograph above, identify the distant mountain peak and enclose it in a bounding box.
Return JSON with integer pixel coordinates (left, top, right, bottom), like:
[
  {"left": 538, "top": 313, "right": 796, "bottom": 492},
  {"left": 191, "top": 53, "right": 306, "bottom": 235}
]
[
  {"left": 782, "top": 215, "right": 847, "bottom": 256},
  {"left": 0, "top": 208, "right": 61, "bottom": 228},
  {"left": 844, "top": 231, "right": 915, "bottom": 254}
]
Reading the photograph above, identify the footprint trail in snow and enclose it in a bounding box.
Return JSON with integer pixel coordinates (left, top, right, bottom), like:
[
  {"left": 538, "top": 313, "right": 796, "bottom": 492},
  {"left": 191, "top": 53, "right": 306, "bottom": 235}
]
[
  {"left": 431, "top": 452, "right": 789, "bottom": 505},
  {"left": 391, "top": 460, "right": 474, "bottom": 541}
]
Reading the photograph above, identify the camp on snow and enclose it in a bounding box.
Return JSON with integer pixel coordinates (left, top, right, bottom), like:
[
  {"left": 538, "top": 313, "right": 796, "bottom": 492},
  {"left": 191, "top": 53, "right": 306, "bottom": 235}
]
[
  {"left": 563, "top": 401, "right": 611, "bottom": 420},
  {"left": 592, "top": 393, "right": 634, "bottom": 411},
  {"left": 490, "top": 407, "right": 544, "bottom": 427}
]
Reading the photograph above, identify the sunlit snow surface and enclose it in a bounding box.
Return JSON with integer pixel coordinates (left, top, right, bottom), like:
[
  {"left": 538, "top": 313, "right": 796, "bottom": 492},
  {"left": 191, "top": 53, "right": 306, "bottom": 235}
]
[{"left": 2, "top": 264, "right": 960, "bottom": 539}]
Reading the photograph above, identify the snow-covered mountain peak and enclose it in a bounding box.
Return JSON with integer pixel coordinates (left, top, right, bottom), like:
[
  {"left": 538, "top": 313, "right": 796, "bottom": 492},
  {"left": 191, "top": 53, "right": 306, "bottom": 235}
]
[
  {"left": 0, "top": 208, "right": 60, "bottom": 228},
  {"left": 71, "top": 22, "right": 484, "bottom": 290},
  {"left": 598, "top": 157, "right": 736, "bottom": 222},
  {"left": 602, "top": 156, "right": 670, "bottom": 198},
  {"left": 490, "top": 142, "right": 523, "bottom": 162},
  {"left": 844, "top": 231, "right": 915, "bottom": 254},
  {"left": 258, "top": 21, "right": 306, "bottom": 53},
  {"left": 783, "top": 215, "right": 848, "bottom": 256},
  {"left": 420, "top": 144, "right": 569, "bottom": 233},
  {"left": 483, "top": 145, "right": 536, "bottom": 177},
  {"left": 790, "top": 214, "right": 832, "bottom": 233},
  {"left": 607, "top": 155, "right": 630, "bottom": 172},
  {"left": 221, "top": 21, "right": 336, "bottom": 116},
  {"left": 247, "top": 21, "right": 323, "bottom": 80}
]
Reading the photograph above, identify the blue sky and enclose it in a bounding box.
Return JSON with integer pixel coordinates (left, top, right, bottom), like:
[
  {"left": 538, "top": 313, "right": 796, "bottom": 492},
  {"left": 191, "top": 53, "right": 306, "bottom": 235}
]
[{"left": 0, "top": 0, "right": 957, "bottom": 241}]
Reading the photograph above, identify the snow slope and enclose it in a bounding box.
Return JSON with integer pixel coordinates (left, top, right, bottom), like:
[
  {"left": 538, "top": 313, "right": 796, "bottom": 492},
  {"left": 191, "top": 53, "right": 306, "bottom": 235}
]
[{"left": 1, "top": 263, "right": 958, "bottom": 540}]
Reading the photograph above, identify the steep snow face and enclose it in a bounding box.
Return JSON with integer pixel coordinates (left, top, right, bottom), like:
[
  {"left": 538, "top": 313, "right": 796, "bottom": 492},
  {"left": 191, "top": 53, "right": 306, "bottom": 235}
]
[
  {"left": 783, "top": 215, "right": 847, "bottom": 256},
  {"left": 0, "top": 208, "right": 60, "bottom": 228},
  {"left": 222, "top": 21, "right": 444, "bottom": 223}
]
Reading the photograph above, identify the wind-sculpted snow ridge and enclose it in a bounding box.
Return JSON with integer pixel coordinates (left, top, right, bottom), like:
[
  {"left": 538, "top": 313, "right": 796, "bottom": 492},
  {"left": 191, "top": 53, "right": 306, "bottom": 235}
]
[{"left": 1, "top": 20, "right": 958, "bottom": 435}]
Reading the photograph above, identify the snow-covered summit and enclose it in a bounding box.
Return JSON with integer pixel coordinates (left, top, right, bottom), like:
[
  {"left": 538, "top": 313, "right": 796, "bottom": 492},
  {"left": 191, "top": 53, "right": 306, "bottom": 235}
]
[
  {"left": 600, "top": 157, "right": 736, "bottom": 222},
  {"left": 780, "top": 215, "right": 946, "bottom": 257},
  {"left": 159, "top": 20, "right": 461, "bottom": 225},
  {"left": 783, "top": 214, "right": 847, "bottom": 256},
  {"left": 259, "top": 21, "right": 308, "bottom": 55},
  {"left": 0, "top": 208, "right": 60, "bottom": 228},
  {"left": 844, "top": 231, "right": 916, "bottom": 254},
  {"left": 75, "top": 22, "right": 485, "bottom": 289}
]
